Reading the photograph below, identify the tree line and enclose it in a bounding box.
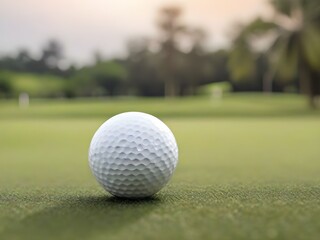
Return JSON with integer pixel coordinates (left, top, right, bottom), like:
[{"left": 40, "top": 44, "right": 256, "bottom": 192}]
[{"left": 0, "top": 0, "right": 319, "bottom": 107}]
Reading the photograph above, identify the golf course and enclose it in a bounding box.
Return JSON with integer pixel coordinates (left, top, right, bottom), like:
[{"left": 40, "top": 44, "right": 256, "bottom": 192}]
[{"left": 1, "top": 94, "right": 320, "bottom": 240}]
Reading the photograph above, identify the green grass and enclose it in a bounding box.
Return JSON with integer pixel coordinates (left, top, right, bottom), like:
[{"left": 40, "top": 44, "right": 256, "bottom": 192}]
[
  {"left": 0, "top": 94, "right": 320, "bottom": 239},
  {"left": 0, "top": 93, "right": 319, "bottom": 119}
]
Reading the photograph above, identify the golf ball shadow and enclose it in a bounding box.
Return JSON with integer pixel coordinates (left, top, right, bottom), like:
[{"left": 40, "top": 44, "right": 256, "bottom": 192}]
[{"left": 1, "top": 193, "right": 162, "bottom": 239}]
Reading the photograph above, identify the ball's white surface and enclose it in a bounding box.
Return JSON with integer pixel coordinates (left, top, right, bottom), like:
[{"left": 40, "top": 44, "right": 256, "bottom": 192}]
[{"left": 89, "top": 112, "right": 178, "bottom": 198}]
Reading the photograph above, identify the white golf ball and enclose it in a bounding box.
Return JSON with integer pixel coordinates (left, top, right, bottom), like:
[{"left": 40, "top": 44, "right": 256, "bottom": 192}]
[{"left": 89, "top": 112, "right": 178, "bottom": 198}]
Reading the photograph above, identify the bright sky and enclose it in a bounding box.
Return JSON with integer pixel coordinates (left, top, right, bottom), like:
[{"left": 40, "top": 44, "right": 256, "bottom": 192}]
[{"left": 0, "top": 0, "right": 272, "bottom": 64}]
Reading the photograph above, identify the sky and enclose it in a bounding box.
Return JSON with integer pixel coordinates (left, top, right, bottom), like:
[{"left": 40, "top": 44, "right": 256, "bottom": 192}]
[{"left": 0, "top": 0, "right": 272, "bottom": 65}]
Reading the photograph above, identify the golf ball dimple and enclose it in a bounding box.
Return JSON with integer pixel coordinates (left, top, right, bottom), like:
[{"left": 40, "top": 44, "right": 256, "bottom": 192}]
[{"left": 89, "top": 112, "right": 178, "bottom": 198}]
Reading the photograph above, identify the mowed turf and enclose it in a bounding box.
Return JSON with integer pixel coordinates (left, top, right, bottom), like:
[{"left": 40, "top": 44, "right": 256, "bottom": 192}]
[{"left": 0, "top": 95, "right": 320, "bottom": 240}]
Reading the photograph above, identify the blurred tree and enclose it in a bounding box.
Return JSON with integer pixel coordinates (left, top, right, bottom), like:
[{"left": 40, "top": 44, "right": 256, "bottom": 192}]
[
  {"left": 71, "top": 61, "right": 127, "bottom": 97},
  {"left": 157, "top": 6, "right": 186, "bottom": 97},
  {"left": 0, "top": 50, "right": 33, "bottom": 73},
  {"left": 126, "top": 38, "right": 164, "bottom": 96},
  {"left": 228, "top": 33, "right": 256, "bottom": 83},
  {"left": 0, "top": 39, "right": 68, "bottom": 77},
  {"left": 178, "top": 28, "right": 214, "bottom": 95},
  {"left": 156, "top": 7, "right": 214, "bottom": 96},
  {"left": 94, "top": 62, "right": 127, "bottom": 96},
  {"left": 229, "top": 0, "right": 320, "bottom": 107},
  {"left": 126, "top": 29, "right": 212, "bottom": 97},
  {"left": 270, "top": 0, "right": 320, "bottom": 107},
  {"left": 207, "top": 50, "right": 230, "bottom": 84},
  {"left": 16, "top": 49, "right": 32, "bottom": 71},
  {"left": 227, "top": 18, "right": 278, "bottom": 92},
  {"left": 0, "top": 56, "right": 18, "bottom": 72},
  {"left": 41, "top": 39, "right": 63, "bottom": 69},
  {"left": 0, "top": 74, "right": 12, "bottom": 98}
]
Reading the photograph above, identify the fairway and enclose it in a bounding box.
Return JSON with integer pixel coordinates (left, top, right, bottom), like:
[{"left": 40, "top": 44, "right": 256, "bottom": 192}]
[{"left": 1, "top": 95, "right": 320, "bottom": 240}]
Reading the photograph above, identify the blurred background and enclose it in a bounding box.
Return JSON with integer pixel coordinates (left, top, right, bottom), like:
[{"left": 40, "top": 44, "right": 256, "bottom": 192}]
[
  {"left": 0, "top": 0, "right": 319, "bottom": 106},
  {"left": 1, "top": 1, "right": 320, "bottom": 239}
]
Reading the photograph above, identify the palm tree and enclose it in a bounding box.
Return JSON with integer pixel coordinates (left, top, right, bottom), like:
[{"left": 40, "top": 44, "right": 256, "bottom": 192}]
[{"left": 229, "top": 0, "right": 320, "bottom": 108}]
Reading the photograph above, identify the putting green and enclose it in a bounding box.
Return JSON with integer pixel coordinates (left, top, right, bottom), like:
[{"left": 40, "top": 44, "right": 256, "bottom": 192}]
[{"left": 0, "top": 95, "right": 320, "bottom": 239}]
